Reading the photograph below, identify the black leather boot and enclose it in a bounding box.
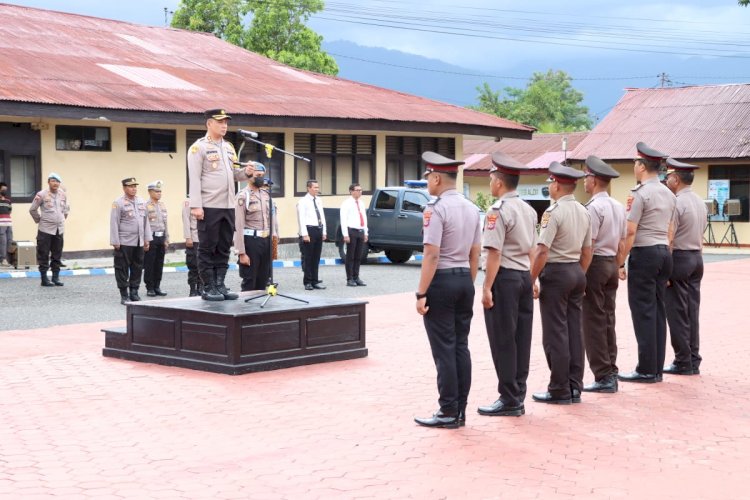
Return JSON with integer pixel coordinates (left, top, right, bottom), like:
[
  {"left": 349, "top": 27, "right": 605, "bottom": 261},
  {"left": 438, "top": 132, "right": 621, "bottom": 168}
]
[
  {"left": 154, "top": 287, "right": 167, "bottom": 296},
  {"left": 51, "top": 269, "right": 64, "bottom": 286},
  {"left": 201, "top": 269, "right": 224, "bottom": 301},
  {"left": 215, "top": 267, "right": 238, "bottom": 300},
  {"left": 129, "top": 287, "right": 141, "bottom": 301},
  {"left": 40, "top": 272, "right": 54, "bottom": 287},
  {"left": 119, "top": 288, "right": 129, "bottom": 305},
  {"left": 189, "top": 283, "right": 199, "bottom": 297}
]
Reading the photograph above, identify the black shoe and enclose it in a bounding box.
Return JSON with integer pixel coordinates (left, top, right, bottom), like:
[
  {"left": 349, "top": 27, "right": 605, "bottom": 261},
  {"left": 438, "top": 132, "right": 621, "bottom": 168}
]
[
  {"left": 51, "top": 271, "right": 64, "bottom": 286},
  {"left": 41, "top": 273, "right": 54, "bottom": 287},
  {"left": 532, "top": 392, "right": 572, "bottom": 405},
  {"left": 692, "top": 367, "right": 701, "bottom": 375},
  {"left": 146, "top": 289, "right": 157, "bottom": 297},
  {"left": 129, "top": 289, "right": 141, "bottom": 301},
  {"left": 119, "top": 289, "right": 129, "bottom": 305},
  {"left": 618, "top": 371, "right": 661, "bottom": 383},
  {"left": 346, "top": 279, "right": 357, "bottom": 287},
  {"left": 663, "top": 363, "right": 696, "bottom": 375},
  {"left": 312, "top": 283, "right": 326, "bottom": 289},
  {"left": 583, "top": 376, "right": 618, "bottom": 393},
  {"left": 215, "top": 268, "right": 238, "bottom": 300},
  {"left": 458, "top": 408, "right": 466, "bottom": 427},
  {"left": 571, "top": 388, "right": 582, "bottom": 403},
  {"left": 414, "top": 411, "right": 459, "bottom": 429},
  {"left": 305, "top": 284, "right": 314, "bottom": 291},
  {"left": 477, "top": 399, "right": 525, "bottom": 417},
  {"left": 154, "top": 288, "right": 167, "bottom": 296},
  {"left": 354, "top": 278, "right": 366, "bottom": 286}
]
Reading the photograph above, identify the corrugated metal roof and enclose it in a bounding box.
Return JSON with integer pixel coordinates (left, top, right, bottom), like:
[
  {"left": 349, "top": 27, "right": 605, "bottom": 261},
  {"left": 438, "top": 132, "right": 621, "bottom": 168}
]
[
  {"left": 464, "top": 132, "right": 587, "bottom": 174},
  {"left": 570, "top": 84, "right": 750, "bottom": 160},
  {"left": 0, "top": 3, "right": 533, "bottom": 136}
]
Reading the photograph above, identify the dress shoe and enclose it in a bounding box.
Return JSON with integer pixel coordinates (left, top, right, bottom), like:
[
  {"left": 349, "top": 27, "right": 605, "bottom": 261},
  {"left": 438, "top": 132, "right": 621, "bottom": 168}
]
[
  {"left": 146, "top": 289, "right": 157, "bottom": 297},
  {"left": 346, "top": 279, "right": 357, "bottom": 287},
  {"left": 414, "top": 411, "right": 459, "bottom": 429},
  {"left": 663, "top": 363, "right": 696, "bottom": 375},
  {"left": 532, "top": 392, "right": 572, "bottom": 405},
  {"left": 129, "top": 289, "right": 142, "bottom": 302},
  {"left": 312, "top": 283, "right": 326, "bottom": 290},
  {"left": 154, "top": 288, "right": 167, "bottom": 296},
  {"left": 458, "top": 409, "right": 466, "bottom": 427},
  {"left": 571, "top": 388, "right": 582, "bottom": 404},
  {"left": 304, "top": 284, "right": 314, "bottom": 291},
  {"left": 618, "top": 371, "right": 661, "bottom": 383},
  {"left": 583, "top": 376, "right": 618, "bottom": 393},
  {"left": 477, "top": 399, "right": 525, "bottom": 417},
  {"left": 354, "top": 278, "right": 366, "bottom": 286}
]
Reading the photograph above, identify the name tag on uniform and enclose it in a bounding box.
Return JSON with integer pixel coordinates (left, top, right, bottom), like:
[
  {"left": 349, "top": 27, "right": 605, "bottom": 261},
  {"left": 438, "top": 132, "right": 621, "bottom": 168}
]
[{"left": 154, "top": 231, "right": 165, "bottom": 237}]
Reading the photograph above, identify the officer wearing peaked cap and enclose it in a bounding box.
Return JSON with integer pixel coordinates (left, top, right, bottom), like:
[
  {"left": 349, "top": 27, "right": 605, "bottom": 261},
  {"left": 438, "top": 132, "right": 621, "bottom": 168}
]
[
  {"left": 663, "top": 158, "right": 706, "bottom": 376},
  {"left": 414, "top": 151, "right": 481, "bottom": 429},
  {"left": 530, "top": 161, "right": 592, "bottom": 405},
  {"left": 618, "top": 142, "right": 676, "bottom": 384},
  {"left": 144, "top": 180, "right": 169, "bottom": 297},
  {"left": 477, "top": 152, "right": 539, "bottom": 417},
  {"left": 581, "top": 155, "right": 627, "bottom": 394}
]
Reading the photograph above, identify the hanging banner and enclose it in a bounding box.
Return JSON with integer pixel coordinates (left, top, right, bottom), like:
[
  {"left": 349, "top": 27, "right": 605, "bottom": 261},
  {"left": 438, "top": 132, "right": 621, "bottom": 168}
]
[{"left": 707, "top": 179, "right": 730, "bottom": 221}]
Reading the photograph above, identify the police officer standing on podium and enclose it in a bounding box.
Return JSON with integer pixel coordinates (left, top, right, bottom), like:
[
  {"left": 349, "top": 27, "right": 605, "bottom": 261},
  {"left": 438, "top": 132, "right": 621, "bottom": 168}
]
[
  {"left": 144, "top": 180, "right": 169, "bottom": 297},
  {"left": 581, "top": 156, "right": 627, "bottom": 394},
  {"left": 414, "top": 152, "right": 481, "bottom": 429},
  {"left": 187, "top": 109, "right": 254, "bottom": 301},
  {"left": 531, "top": 162, "right": 592, "bottom": 405},
  {"left": 235, "top": 163, "right": 275, "bottom": 291},
  {"left": 664, "top": 158, "right": 707, "bottom": 376},
  {"left": 477, "top": 152, "right": 538, "bottom": 418},
  {"left": 618, "top": 142, "right": 676, "bottom": 384}
]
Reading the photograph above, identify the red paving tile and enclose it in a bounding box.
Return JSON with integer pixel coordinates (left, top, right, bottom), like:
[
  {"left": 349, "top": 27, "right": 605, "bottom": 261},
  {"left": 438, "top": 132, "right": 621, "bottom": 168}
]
[{"left": 1, "top": 259, "right": 749, "bottom": 498}]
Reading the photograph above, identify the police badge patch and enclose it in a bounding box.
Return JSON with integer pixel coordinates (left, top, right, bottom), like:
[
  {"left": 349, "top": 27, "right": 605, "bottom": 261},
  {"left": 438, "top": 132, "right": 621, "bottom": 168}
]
[
  {"left": 486, "top": 213, "right": 498, "bottom": 230},
  {"left": 626, "top": 195, "right": 634, "bottom": 212},
  {"left": 541, "top": 211, "right": 551, "bottom": 228},
  {"left": 423, "top": 210, "right": 432, "bottom": 228}
]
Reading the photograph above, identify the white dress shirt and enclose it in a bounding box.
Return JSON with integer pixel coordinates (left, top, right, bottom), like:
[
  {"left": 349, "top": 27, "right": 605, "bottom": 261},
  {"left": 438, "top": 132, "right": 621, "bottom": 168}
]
[
  {"left": 297, "top": 193, "right": 326, "bottom": 237},
  {"left": 340, "top": 196, "right": 368, "bottom": 236}
]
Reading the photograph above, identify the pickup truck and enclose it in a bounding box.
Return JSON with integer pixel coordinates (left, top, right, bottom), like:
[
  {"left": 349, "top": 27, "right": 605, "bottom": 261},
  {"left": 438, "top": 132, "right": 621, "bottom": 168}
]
[{"left": 324, "top": 183, "right": 432, "bottom": 264}]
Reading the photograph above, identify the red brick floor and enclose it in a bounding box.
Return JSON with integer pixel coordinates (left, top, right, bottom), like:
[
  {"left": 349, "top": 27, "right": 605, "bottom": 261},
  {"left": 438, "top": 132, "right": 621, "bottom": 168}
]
[{"left": 1, "top": 258, "right": 749, "bottom": 499}]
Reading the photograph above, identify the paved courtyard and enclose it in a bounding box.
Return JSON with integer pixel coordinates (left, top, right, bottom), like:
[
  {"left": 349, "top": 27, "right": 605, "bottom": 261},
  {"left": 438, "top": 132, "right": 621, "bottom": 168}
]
[{"left": 1, "top": 257, "right": 749, "bottom": 499}]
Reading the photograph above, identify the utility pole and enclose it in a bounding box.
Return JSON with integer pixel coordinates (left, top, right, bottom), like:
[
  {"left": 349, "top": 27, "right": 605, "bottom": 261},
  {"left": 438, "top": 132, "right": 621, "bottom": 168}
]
[
  {"left": 164, "top": 7, "right": 173, "bottom": 26},
  {"left": 658, "top": 72, "right": 672, "bottom": 88}
]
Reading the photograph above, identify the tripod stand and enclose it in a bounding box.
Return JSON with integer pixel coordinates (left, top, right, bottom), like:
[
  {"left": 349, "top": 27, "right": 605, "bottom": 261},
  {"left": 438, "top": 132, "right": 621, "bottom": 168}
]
[
  {"left": 704, "top": 214, "right": 716, "bottom": 245},
  {"left": 720, "top": 216, "right": 739, "bottom": 247}
]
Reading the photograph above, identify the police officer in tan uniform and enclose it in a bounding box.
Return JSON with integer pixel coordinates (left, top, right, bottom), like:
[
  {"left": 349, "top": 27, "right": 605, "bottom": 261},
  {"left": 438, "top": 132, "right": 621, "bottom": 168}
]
[
  {"left": 477, "top": 152, "right": 538, "bottom": 418},
  {"left": 187, "top": 109, "right": 253, "bottom": 301},
  {"left": 414, "top": 152, "right": 481, "bottom": 429},
  {"left": 618, "top": 142, "right": 676, "bottom": 384},
  {"left": 29, "top": 173, "right": 69, "bottom": 287},
  {"left": 110, "top": 178, "right": 152, "bottom": 304},
  {"left": 664, "top": 158, "right": 707, "bottom": 376},
  {"left": 182, "top": 195, "right": 202, "bottom": 296},
  {"left": 234, "top": 167, "right": 275, "bottom": 291},
  {"left": 531, "top": 162, "right": 592, "bottom": 405},
  {"left": 581, "top": 156, "right": 627, "bottom": 394},
  {"left": 144, "top": 180, "right": 169, "bottom": 297}
]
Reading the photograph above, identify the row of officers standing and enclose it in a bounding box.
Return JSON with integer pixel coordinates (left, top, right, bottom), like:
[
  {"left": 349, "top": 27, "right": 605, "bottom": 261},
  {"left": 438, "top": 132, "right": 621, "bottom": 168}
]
[{"left": 414, "top": 144, "right": 707, "bottom": 429}]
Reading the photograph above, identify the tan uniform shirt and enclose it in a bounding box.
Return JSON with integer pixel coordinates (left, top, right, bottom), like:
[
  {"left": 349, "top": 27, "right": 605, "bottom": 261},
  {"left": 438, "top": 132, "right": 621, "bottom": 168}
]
[
  {"left": 187, "top": 135, "right": 249, "bottom": 209},
  {"left": 233, "top": 186, "right": 274, "bottom": 254},
  {"left": 110, "top": 195, "right": 152, "bottom": 247},
  {"left": 182, "top": 199, "right": 199, "bottom": 243},
  {"left": 672, "top": 187, "right": 707, "bottom": 250},
  {"left": 29, "top": 189, "right": 69, "bottom": 235},
  {"left": 538, "top": 194, "right": 592, "bottom": 263},
  {"left": 146, "top": 199, "right": 169, "bottom": 240},
  {"left": 482, "top": 192, "right": 538, "bottom": 271},
  {"left": 627, "top": 177, "right": 676, "bottom": 247},
  {"left": 422, "top": 189, "right": 482, "bottom": 269},
  {"left": 585, "top": 192, "right": 626, "bottom": 257}
]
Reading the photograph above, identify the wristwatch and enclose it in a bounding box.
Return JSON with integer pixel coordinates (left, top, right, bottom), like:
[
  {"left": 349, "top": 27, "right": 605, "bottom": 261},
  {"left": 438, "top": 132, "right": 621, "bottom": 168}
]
[{"left": 415, "top": 292, "right": 427, "bottom": 300}]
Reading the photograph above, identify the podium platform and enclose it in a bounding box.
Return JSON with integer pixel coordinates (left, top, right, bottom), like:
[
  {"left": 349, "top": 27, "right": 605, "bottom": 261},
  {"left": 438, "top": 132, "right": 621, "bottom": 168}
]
[{"left": 102, "top": 292, "right": 368, "bottom": 375}]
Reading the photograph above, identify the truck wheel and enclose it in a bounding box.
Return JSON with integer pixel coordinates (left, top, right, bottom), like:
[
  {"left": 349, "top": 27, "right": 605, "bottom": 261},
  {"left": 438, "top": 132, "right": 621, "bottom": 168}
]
[{"left": 385, "top": 249, "right": 412, "bottom": 264}]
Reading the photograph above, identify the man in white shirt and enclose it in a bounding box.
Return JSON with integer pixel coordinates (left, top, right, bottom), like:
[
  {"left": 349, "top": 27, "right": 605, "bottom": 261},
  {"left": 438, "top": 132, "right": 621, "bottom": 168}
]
[
  {"left": 339, "top": 183, "right": 368, "bottom": 286},
  {"left": 296, "top": 179, "right": 327, "bottom": 290}
]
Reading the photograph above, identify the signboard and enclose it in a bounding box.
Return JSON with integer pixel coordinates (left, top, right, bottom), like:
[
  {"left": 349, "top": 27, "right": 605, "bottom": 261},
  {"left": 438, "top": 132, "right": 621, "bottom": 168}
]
[
  {"left": 707, "top": 179, "right": 730, "bottom": 221},
  {"left": 518, "top": 183, "right": 551, "bottom": 201}
]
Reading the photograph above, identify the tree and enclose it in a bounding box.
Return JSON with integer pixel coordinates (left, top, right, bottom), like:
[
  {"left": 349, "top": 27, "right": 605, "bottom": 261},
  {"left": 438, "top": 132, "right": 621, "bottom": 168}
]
[
  {"left": 470, "top": 70, "right": 592, "bottom": 132},
  {"left": 171, "top": 0, "right": 338, "bottom": 76},
  {"left": 740, "top": 0, "right": 749, "bottom": 6}
]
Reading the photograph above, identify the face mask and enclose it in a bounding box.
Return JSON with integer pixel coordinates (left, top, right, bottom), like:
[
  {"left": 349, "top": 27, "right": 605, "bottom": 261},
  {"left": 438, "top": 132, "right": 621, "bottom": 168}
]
[{"left": 252, "top": 177, "right": 265, "bottom": 188}]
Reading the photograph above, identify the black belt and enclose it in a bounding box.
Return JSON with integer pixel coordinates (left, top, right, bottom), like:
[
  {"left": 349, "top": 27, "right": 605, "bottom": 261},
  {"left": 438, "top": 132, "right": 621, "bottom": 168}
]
[
  {"left": 592, "top": 255, "right": 616, "bottom": 260},
  {"left": 673, "top": 249, "right": 700, "bottom": 253},
  {"left": 435, "top": 267, "right": 470, "bottom": 275},
  {"left": 307, "top": 225, "right": 324, "bottom": 229},
  {"left": 546, "top": 261, "right": 579, "bottom": 265},
  {"left": 348, "top": 228, "right": 365, "bottom": 232},
  {"left": 499, "top": 267, "right": 528, "bottom": 273}
]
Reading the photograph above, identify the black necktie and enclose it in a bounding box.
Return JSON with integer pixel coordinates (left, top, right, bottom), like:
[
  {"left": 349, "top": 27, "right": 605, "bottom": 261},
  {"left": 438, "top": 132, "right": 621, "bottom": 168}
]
[{"left": 313, "top": 197, "right": 322, "bottom": 226}]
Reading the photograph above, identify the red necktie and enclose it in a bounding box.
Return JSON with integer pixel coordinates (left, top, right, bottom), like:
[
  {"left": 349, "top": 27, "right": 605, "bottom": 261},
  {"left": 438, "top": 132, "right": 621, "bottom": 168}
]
[{"left": 356, "top": 199, "right": 364, "bottom": 227}]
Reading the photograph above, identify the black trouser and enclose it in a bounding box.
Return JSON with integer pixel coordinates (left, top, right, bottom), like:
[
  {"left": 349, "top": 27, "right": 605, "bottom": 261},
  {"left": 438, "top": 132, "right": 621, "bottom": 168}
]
[
  {"left": 300, "top": 225, "right": 323, "bottom": 285},
  {"left": 539, "top": 262, "right": 586, "bottom": 398},
  {"left": 186, "top": 243, "right": 200, "bottom": 286},
  {"left": 114, "top": 245, "right": 144, "bottom": 290},
  {"left": 423, "top": 268, "right": 475, "bottom": 416},
  {"left": 345, "top": 228, "right": 365, "bottom": 280},
  {"left": 627, "top": 245, "right": 672, "bottom": 375},
  {"left": 239, "top": 235, "right": 271, "bottom": 291},
  {"left": 36, "top": 230, "right": 63, "bottom": 273},
  {"left": 483, "top": 267, "right": 533, "bottom": 407},
  {"left": 197, "top": 208, "right": 235, "bottom": 273},
  {"left": 665, "top": 250, "right": 703, "bottom": 370},
  {"left": 143, "top": 234, "right": 165, "bottom": 290},
  {"left": 582, "top": 255, "right": 620, "bottom": 381}
]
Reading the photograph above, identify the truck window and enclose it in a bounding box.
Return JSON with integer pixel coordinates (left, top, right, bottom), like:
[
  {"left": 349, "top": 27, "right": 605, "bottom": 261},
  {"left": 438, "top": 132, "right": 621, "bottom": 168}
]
[
  {"left": 374, "top": 190, "right": 398, "bottom": 210},
  {"left": 402, "top": 191, "right": 430, "bottom": 212}
]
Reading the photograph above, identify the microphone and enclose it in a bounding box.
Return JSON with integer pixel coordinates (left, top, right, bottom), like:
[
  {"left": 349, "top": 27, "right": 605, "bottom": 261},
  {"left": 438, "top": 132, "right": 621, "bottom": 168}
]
[{"left": 237, "top": 129, "right": 259, "bottom": 138}]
